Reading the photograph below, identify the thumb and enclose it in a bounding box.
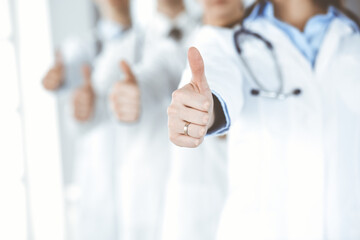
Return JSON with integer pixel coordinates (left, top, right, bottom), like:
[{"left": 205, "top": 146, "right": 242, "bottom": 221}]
[
  {"left": 54, "top": 49, "right": 63, "bottom": 67},
  {"left": 120, "top": 60, "right": 136, "bottom": 84},
  {"left": 81, "top": 64, "right": 92, "bottom": 86},
  {"left": 188, "top": 47, "right": 209, "bottom": 94}
]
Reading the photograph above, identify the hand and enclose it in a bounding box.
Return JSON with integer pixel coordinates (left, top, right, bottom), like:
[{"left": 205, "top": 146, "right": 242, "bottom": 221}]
[
  {"left": 168, "top": 47, "right": 214, "bottom": 148},
  {"left": 73, "top": 64, "right": 95, "bottom": 122},
  {"left": 109, "top": 61, "right": 141, "bottom": 123},
  {"left": 42, "top": 50, "right": 64, "bottom": 91}
]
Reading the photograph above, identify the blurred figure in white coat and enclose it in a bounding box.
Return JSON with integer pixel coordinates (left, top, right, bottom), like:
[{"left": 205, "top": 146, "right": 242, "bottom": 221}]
[
  {"left": 108, "top": 1, "right": 197, "bottom": 240},
  {"left": 162, "top": 1, "right": 243, "bottom": 240},
  {"left": 42, "top": 1, "right": 141, "bottom": 240}
]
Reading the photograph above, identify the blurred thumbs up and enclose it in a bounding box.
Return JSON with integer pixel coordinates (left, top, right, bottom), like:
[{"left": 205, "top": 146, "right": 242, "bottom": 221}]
[
  {"left": 73, "top": 64, "right": 95, "bottom": 122},
  {"left": 42, "top": 50, "right": 64, "bottom": 91},
  {"left": 109, "top": 60, "right": 141, "bottom": 123}
]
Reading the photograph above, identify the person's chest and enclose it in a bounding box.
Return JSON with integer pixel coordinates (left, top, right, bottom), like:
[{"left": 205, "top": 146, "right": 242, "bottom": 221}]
[{"left": 236, "top": 20, "right": 360, "bottom": 136}]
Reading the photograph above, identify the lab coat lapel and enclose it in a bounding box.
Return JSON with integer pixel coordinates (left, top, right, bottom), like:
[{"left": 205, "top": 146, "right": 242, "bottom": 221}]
[
  {"left": 247, "top": 20, "right": 313, "bottom": 74},
  {"left": 315, "top": 19, "right": 354, "bottom": 77}
]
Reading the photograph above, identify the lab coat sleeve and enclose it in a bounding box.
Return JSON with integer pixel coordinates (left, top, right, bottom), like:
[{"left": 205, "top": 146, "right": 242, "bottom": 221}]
[
  {"left": 179, "top": 26, "right": 245, "bottom": 135},
  {"left": 209, "top": 90, "right": 232, "bottom": 135}
]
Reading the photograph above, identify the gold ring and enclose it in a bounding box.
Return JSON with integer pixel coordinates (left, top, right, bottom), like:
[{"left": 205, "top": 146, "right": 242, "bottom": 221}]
[{"left": 184, "top": 122, "right": 191, "bottom": 136}]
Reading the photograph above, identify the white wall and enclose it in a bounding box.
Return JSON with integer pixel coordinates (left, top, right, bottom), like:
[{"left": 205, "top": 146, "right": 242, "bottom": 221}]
[
  {"left": 16, "top": 0, "right": 66, "bottom": 239},
  {"left": 47, "top": 0, "right": 94, "bottom": 47}
]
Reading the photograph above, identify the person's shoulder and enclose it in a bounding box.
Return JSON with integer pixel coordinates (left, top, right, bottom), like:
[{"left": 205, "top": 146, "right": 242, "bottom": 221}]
[
  {"left": 194, "top": 25, "right": 234, "bottom": 44},
  {"left": 193, "top": 25, "right": 234, "bottom": 52},
  {"left": 99, "top": 28, "right": 143, "bottom": 66},
  {"left": 336, "top": 33, "right": 360, "bottom": 64},
  {"left": 191, "top": 25, "right": 239, "bottom": 60},
  {"left": 107, "top": 27, "right": 141, "bottom": 47},
  {"left": 60, "top": 30, "right": 97, "bottom": 61},
  {"left": 331, "top": 19, "right": 360, "bottom": 57}
]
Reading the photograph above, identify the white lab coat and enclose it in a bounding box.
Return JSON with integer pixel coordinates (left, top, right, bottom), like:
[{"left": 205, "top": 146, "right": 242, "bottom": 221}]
[
  {"left": 113, "top": 12, "right": 197, "bottom": 240},
  {"left": 56, "top": 22, "right": 142, "bottom": 240},
  {"left": 181, "top": 18, "right": 360, "bottom": 240},
  {"left": 161, "top": 25, "right": 231, "bottom": 240},
  {"left": 55, "top": 24, "right": 113, "bottom": 240},
  {"left": 73, "top": 27, "right": 142, "bottom": 240},
  {"left": 142, "top": 11, "right": 197, "bottom": 53},
  {"left": 162, "top": 137, "right": 228, "bottom": 240}
]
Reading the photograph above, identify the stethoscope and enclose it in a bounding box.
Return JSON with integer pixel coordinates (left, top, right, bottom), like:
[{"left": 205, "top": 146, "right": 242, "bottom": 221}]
[{"left": 233, "top": 28, "right": 302, "bottom": 100}]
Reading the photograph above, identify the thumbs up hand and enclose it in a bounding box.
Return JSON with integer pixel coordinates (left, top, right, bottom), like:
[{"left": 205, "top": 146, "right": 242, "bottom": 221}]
[
  {"left": 109, "top": 60, "right": 141, "bottom": 123},
  {"left": 42, "top": 50, "right": 65, "bottom": 91},
  {"left": 73, "top": 64, "right": 95, "bottom": 122},
  {"left": 168, "top": 47, "right": 214, "bottom": 148}
]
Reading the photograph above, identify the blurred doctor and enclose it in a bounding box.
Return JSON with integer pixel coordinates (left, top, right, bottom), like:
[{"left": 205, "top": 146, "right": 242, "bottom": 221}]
[
  {"left": 162, "top": 0, "right": 244, "bottom": 240},
  {"left": 108, "top": 1, "right": 197, "bottom": 240},
  {"left": 167, "top": 0, "right": 360, "bottom": 239},
  {"left": 42, "top": 1, "right": 140, "bottom": 240},
  {"left": 143, "top": 0, "right": 198, "bottom": 50}
]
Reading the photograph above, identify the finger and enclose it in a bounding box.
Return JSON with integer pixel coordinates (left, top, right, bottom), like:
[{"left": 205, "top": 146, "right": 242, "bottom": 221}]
[
  {"left": 55, "top": 49, "right": 63, "bottom": 66},
  {"left": 43, "top": 76, "right": 61, "bottom": 90},
  {"left": 74, "top": 111, "right": 91, "bottom": 122},
  {"left": 114, "top": 103, "right": 140, "bottom": 114},
  {"left": 188, "top": 47, "right": 210, "bottom": 94},
  {"left": 115, "top": 103, "right": 140, "bottom": 113},
  {"left": 113, "top": 87, "right": 140, "bottom": 99},
  {"left": 174, "top": 107, "right": 210, "bottom": 126},
  {"left": 47, "top": 69, "right": 62, "bottom": 79},
  {"left": 170, "top": 119, "right": 207, "bottom": 139},
  {"left": 169, "top": 133, "right": 203, "bottom": 148},
  {"left": 76, "top": 108, "right": 91, "bottom": 116},
  {"left": 74, "top": 91, "right": 93, "bottom": 104},
  {"left": 114, "top": 95, "right": 140, "bottom": 105},
  {"left": 114, "top": 112, "right": 139, "bottom": 122},
  {"left": 81, "top": 64, "right": 92, "bottom": 86},
  {"left": 120, "top": 60, "right": 136, "bottom": 84},
  {"left": 172, "top": 87, "right": 211, "bottom": 112}
]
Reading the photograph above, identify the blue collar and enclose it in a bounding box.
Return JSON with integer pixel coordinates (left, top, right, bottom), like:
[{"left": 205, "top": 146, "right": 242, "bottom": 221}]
[
  {"left": 97, "top": 20, "right": 127, "bottom": 41},
  {"left": 243, "top": 1, "right": 359, "bottom": 66},
  {"left": 245, "top": 1, "right": 359, "bottom": 33}
]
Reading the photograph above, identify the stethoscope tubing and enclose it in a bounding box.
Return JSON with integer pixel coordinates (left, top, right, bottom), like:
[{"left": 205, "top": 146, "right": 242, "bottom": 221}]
[{"left": 234, "top": 27, "right": 302, "bottom": 100}]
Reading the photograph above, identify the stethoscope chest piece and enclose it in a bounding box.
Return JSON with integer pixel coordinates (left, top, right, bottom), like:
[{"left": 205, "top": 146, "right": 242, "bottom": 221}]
[
  {"left": 235, "top": 28, "right": 303, "bottom": 101},
  {"left": 250, "top": 88, "right": 302, "bottom": 100}
]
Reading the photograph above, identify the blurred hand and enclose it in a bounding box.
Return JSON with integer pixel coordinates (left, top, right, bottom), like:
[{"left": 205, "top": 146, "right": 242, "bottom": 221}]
[
  {"left": 168, "top": 47, "right": 214, "bottom": 148},
  {"left": 110, "top": 61, "right": 141, "bottom": 123},
  {"left": 42, "top": 50, "right": 64, "bottom": 91},
  {"left": 73, "top": 64, "right": 95, "bottom": 122}
]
